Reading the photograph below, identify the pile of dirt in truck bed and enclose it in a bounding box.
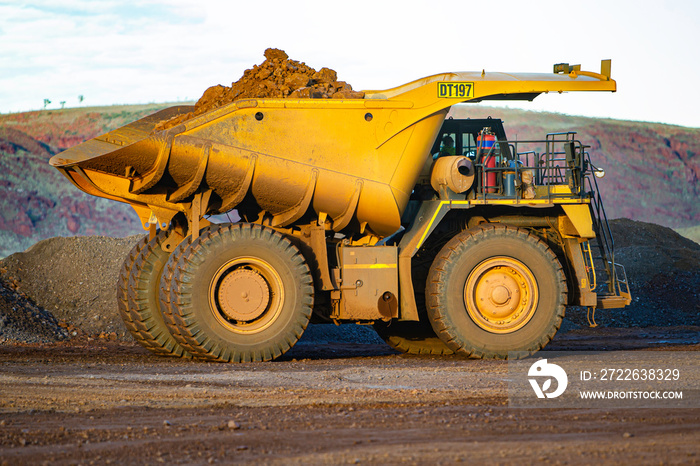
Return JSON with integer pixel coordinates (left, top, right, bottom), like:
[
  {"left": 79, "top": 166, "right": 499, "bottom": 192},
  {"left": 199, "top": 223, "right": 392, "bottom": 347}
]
[
  {"left": 0, "top": 219, "right": 698, "bottom": 345},
  {"left": 155, "top": 48, "right": 364, "bottom": 131}
]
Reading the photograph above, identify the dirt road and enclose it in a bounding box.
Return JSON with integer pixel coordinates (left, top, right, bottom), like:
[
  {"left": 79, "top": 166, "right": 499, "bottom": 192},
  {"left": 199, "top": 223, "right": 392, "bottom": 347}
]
[{"left": 1, "top": 327, "right": 699, "bottom": 465}]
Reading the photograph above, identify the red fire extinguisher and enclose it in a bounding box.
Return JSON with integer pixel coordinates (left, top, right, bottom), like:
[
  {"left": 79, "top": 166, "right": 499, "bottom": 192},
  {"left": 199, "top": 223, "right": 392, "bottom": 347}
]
[{"left": 477, "top": 128, "right": 497, "bottom": 193}]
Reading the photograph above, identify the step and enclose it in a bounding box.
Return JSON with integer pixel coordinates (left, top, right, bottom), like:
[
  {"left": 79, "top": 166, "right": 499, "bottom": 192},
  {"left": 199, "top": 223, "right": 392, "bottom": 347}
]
[{"left": 596, "top": 294, "right": 632, "bottom": 309}]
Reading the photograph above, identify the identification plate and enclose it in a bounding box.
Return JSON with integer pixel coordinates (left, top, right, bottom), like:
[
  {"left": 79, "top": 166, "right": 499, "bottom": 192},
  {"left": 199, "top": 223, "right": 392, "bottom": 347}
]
[{"left": 437, "top": 82, "right": 474, "bottom": 99}]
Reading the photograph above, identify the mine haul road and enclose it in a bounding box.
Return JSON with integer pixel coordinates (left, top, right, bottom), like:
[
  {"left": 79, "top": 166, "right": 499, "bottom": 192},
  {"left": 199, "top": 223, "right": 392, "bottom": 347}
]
[{"left": 1, "top": 328, "right": 699, "bottom": 465}]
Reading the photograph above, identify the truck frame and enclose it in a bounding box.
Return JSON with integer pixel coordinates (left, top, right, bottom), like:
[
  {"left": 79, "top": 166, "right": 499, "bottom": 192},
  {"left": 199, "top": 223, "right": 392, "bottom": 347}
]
[{"left": 51, "top": 60, "right": 631, "bottom": 361}]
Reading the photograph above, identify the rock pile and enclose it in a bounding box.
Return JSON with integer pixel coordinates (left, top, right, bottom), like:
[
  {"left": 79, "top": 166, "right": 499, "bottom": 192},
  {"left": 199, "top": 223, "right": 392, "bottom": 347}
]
[
  {"left": 156, "top": 48, "right": 364, "bottom": 131},
  {"left": 0, "top": 235, "right": 143, "bottom": 341},
  {"left": 0, "top": 280, "right": 68, "bottom": 344}
]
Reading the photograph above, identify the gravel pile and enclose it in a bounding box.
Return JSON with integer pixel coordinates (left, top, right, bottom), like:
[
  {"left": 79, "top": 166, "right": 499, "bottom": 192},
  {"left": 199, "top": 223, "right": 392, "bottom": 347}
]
[
  {"left": 156, "top": 48, "right": 363, "bottom": 131},
  {"left": 0, "top": 235, "right": 143, "bottom": 341},
  {"left": 562, "top": 218, "right": 700, "bottom": 329},
  {"left": 0, "top": 280, "right": 68, "bottom": 344},
  {"left": 606, "top": 218, "right": 700, "bottom": 326},
  {"left": 0, "top": 219, "right": 697, "bottom": 345}
]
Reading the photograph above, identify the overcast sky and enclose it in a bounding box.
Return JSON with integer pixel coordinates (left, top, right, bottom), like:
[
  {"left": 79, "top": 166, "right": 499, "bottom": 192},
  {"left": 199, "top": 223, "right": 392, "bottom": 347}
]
[{"left": 2, "top": 0, "right": 699, "bottom": 128}]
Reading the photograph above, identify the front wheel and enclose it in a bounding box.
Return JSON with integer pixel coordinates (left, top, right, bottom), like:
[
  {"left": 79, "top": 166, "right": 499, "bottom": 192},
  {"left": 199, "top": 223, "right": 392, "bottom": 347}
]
[
  {"left": 426, "top": 224, "right": 567, "bottom": 359},
  {"left": 166, "top": 223, "right": 314, "bottom": 362}
]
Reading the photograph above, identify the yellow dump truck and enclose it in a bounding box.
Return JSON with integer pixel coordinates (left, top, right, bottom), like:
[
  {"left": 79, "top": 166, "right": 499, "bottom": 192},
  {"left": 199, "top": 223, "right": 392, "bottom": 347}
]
[{"left": 50, "top": 60, "right": 631, "bottom": 361}]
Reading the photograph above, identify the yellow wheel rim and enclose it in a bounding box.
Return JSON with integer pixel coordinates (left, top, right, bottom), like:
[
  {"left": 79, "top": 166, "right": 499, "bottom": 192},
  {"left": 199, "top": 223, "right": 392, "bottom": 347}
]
[
  {"left": 209, "top": 257, "right": 284, "bottom": 335},
  {"left": 464, "top": 257, "right": 538, "bottom": 334}
]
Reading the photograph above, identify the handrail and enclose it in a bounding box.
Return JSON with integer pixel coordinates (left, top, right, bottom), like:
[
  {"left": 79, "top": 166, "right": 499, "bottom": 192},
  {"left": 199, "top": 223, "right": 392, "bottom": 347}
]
[
  {"left": 580, "top": 151, "right": 633, "bottom": 304},
  {"left": 581, "top": 240, "right": 597, "bottom": 291},
  {"left": 470, "top": 134, "right": 589, "bottom": 201}
]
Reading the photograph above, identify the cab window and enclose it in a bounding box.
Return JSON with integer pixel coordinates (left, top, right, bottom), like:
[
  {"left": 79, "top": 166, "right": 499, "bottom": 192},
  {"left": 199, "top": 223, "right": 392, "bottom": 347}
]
[{"left": 462, "top": 132, "right": 477, "bottom": 159}]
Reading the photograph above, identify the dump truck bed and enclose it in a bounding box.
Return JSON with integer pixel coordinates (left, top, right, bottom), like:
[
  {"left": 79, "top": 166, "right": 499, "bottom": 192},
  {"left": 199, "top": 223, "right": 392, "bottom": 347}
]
[{"left": 51, "top": 64, "right": 615, "bottom": 237}]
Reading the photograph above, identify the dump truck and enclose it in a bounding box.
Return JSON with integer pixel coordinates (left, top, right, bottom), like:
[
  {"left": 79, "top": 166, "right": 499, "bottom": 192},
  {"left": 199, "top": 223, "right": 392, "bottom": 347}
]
[{"left": 50, "top": 60, "right": 631, "bottom": 362}]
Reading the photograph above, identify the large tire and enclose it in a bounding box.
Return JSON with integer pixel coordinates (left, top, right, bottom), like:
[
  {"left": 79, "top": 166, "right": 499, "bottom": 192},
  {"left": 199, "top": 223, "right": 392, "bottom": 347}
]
[
  {"left": 158, "top": 223, "right": 222, "bottom": 358},
  {"left": 426, "top": 224, "right": 567, "bottom": 359},
  {"left": 118, "top": 231, "right": 191, "bottom": 358},
  {"left": 165, "top": 223, "right": 314, "bottom": 362},
  {"left": 374, "top": 319, "right": 454, "bottom": 355},
  {"left": 117, "top": 235, "right": 149, "bottom": 339}
]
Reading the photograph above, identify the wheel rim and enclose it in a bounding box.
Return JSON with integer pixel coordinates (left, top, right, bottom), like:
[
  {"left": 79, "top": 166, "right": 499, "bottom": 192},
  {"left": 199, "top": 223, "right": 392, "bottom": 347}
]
[
  {"left": 464, "top": 257, "right": 538, "bottom": 334},
  {"left": 209, "top": 257, "right": 284, "bottom": 334}
]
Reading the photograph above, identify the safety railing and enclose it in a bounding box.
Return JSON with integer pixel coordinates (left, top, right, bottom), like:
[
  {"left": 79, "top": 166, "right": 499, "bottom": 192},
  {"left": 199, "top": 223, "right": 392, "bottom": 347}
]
[{"left": 471, "top": 131, "right": 588, "bottom": 202}]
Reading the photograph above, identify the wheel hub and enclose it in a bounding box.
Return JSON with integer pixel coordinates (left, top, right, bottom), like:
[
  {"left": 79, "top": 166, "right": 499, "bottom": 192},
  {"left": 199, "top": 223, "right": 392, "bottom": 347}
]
[
  {"left": 490, "top": 285, "right": 512, "bottom": 305},
  {"left": 464, "top": 257, "right": 538, "bottom": 334},
  {"left": 217, "top": 269, "right": 270, "bottom": 322}
]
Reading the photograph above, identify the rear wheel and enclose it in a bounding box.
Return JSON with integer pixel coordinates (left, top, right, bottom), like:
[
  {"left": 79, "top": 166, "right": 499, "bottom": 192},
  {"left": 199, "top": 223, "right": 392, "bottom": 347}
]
[
  {"left": 166, "top": 223, "right": 314, "bottom": 362},
  {"left": 158, "top": 224, "right": 225, "bottom": 358},
  {"left": 118, "top": 231, "right": 191, "bottom": 357},
  {"left": 426, "top": 224, "right": 567, "bottom": 359},
  {"left": 117, "top": 236, "right": 149, "bottom": 339}
]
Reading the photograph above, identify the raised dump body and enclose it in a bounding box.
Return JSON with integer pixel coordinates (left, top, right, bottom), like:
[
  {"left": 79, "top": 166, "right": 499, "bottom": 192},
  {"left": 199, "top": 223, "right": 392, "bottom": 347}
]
[
  {"left": 51, "top": 61, "right": 629, "bottom": 363},
  {"left": 50, "top": 64, "right": 616, "bottom": 238}
]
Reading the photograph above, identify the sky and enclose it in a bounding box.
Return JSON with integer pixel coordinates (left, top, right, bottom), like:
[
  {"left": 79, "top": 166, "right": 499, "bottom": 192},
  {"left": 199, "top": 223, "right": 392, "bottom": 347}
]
[{"left": 1, "top": 0, "right": 699, "bottom": 128}]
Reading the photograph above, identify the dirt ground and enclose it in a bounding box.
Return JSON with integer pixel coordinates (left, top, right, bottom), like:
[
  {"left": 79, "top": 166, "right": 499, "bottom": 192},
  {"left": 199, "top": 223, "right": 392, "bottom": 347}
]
[{"left": 1, "top": 328, "right": 699, "bottom": 465}]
